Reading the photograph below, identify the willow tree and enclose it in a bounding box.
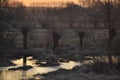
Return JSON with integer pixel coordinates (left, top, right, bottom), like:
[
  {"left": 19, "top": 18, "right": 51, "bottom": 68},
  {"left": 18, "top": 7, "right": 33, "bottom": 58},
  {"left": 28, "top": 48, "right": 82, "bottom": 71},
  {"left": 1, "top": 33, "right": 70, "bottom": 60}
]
[
  {"left": 103, "top": 1, "right": 119, "bottom": 46},
  {"left": 10, "top": 2, "right": 34, "bottom": 66},
  {"left": 86, "top": 0, "right": 120, "bottom": 65},
  {"left": 90, "top": 0, "right": 120, "bottom": 46},
  {"left": 51, "top": 30, "right": 62, "bottom": 50},
  {"left": 0, "top": 0, "right": 10, "bottom": 49},
  {"left": 103, "top": 0, "right": 120, "bottom": 65}
]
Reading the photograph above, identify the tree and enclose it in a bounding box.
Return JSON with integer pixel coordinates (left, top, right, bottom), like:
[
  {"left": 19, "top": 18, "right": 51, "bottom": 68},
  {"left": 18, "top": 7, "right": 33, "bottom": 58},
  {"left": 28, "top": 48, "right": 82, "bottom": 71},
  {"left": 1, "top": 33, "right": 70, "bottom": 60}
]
[
  {"left": 10, "top": 2, "right": 34, "bottom": 66},
  {"left": 0, "top": 0, "right": 18, "bottom": 61},
  {"left": 0, "top": 0, "right": 9, "bottom": 8},
  {"left": 88, "top": 0, "right": 120, "bottom": 65},
  {"left": 65, "top": 3, "right": 82, "bottom": 28},
  {"left": 75, "top": 29, "right": 85, "bottom": 47},
  {"left": 103, "top": 1, "right": 118, "bottom": 46},
  {"left": 90, "top": 0, "right": 120, "bottom": 46},
  {"left": 51, "top": 29, "right": 62, "bottom": 50},
  {"left": 0, "top": 0, "right": 10, "bottom": 49}
]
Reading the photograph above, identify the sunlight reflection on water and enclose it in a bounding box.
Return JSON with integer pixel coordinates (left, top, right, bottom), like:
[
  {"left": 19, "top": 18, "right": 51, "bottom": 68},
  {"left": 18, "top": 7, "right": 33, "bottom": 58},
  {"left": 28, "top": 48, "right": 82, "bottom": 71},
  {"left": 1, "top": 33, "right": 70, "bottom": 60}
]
[{"left": 0, "top": 56, "right": 80, "bottom": 80}]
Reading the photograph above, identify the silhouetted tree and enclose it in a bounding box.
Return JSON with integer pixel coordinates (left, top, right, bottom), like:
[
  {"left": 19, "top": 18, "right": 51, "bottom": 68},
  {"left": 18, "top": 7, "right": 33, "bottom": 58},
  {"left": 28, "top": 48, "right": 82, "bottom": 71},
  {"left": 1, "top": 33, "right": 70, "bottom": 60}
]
[
  {"left": 10, "top": 2, "right": 34, "bottom": 66},
  {"left": 75, "top": 30, "right": 85, "bottom": 47},
  {"left": 0, "top": 0, "right": 17, "bottom": 61},
  {"left": 91, "top": 0, "right": 120, "bottom": 46},
  {"left": 103, "top": 1, "right": 118, "bottom": 46},
  {"left": 51, "top": 30, "right": 62, "bottom": 50},
  {"left": 0, "top": 0, "right": 10, "bottom": 49},
  {"left": 66, "top": 2, "right": 82, "bottom": 28},
  {"left": 0, "top": 0, "right": 9, "bottom": 8},
  {"left": 88, "top": 0, "right": 120, "bottom": 65}
]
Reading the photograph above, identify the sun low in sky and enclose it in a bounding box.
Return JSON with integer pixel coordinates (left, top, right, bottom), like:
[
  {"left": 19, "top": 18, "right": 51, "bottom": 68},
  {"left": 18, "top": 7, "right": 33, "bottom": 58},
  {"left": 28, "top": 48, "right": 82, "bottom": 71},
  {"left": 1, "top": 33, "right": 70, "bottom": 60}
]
[{"left": 12, "top": 0, "right": 79, "bottom": 7}]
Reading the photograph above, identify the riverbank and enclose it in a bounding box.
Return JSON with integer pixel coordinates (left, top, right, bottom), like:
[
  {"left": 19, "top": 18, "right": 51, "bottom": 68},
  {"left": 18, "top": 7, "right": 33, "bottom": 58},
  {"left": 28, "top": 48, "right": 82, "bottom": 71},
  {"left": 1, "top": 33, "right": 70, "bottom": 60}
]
[
  {"left": 0, "top": 60, "right": 16, "bottom": 67},
  {"left": 33, "top": 66, "right": 120, "bottom": 80}
]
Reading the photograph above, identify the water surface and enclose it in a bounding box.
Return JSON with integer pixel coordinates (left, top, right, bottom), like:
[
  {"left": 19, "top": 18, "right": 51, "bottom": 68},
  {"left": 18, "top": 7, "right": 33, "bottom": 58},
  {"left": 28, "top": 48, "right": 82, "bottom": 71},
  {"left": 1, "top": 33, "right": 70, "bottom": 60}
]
[{"left": 0, "top": 57, "right": 80, "bottom": 80}]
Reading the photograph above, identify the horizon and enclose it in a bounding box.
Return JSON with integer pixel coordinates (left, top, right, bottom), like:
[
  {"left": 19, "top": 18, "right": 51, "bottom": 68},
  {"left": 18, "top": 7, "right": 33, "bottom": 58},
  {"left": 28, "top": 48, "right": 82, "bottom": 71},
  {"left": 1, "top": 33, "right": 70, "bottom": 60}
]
[{"left": 11, "top": 0, "right": 79, "bottom": 7}]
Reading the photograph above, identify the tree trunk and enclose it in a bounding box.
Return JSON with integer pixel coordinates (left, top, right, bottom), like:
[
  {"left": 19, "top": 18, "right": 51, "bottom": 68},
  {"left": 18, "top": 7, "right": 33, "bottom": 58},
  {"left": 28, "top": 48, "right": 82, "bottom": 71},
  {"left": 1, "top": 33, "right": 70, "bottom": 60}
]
[
  {"left": 23, "top": 56, "right": 27, "bottom": 66},
  {"left": 108, "top": 55, "right": 112, "bottom": 66},
  {"left": 22, "top": 30, "right": 28, "bottom": 67},
  {"left": 52, "top": 32, "right": 61, "bottom": 50},
  {"left": 107, "top": 28, "right": 116, "bottom": 46},
  {"left": 53, "top": 38, "right": 59, "bottom": 50},
  {"left": 78, "top": 32, "right": 85, "bottom": 48},
  {"left": 79, "top": 37, "right": 83, "bottom": 48}
]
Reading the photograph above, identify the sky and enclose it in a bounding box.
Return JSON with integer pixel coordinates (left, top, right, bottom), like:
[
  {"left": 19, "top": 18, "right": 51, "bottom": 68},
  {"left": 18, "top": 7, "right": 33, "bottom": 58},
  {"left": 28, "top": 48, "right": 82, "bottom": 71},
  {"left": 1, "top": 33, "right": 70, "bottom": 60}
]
[{"left": 11, "top": 0, "right": 79, "bottom": 7}]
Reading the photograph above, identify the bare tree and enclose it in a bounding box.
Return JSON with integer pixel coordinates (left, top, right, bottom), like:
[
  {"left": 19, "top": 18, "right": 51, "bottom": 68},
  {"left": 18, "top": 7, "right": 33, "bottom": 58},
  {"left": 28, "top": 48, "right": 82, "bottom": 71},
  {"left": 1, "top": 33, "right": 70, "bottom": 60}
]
[
  {"left": 0, "top": 0, "right": 10, "bottom": 49},
  {"left": 51, "top": 29, "right": 62, "bottom": 50},
  {"left": 10, "top": 2, "right": 34, "bottom": 66},
  {"left": 86, "top": 0, "right": 120, "bottom": 65},
  {"left": 0, "top": 0, "right": 9, "bottom": 8},
  {"left": 103, "top": 1, "right": 118, "bottom": 46},
  {"left": 75, "top": 29, "right": 85, "bottom": 47},
  {"left": 90, "top": 0, "right": 120, "bottom": 46}
]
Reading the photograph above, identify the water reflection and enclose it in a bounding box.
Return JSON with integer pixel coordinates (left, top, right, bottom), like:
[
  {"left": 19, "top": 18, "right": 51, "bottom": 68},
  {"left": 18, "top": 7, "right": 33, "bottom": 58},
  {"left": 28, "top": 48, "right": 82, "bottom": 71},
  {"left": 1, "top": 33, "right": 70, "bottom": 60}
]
[
  {"left": 12, "top": 57, "right": 37, "bottom": 67},
  {"left": 0, "top": 57, "right": 80, "bottom": 80},
  {"left": 0, "top": 70, "right": 26, "bottom": 80},
  {"left": 60, "top": 61, "right": 81, "bottom": 69}
]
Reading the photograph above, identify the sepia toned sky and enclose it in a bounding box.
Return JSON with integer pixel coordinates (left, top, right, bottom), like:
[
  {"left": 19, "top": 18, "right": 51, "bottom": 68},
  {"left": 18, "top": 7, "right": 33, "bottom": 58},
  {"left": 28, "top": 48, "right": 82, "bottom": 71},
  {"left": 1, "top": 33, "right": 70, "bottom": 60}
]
[{"left": 11, "top": 0, "right": 79, "bottom": 6}]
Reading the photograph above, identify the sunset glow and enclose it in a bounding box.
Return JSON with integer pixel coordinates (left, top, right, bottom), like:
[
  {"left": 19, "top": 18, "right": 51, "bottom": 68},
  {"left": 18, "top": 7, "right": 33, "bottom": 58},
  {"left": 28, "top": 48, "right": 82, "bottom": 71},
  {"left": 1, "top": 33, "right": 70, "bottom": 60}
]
[{"left": 11, "top": 0, "right": 79, "bottom": 7}]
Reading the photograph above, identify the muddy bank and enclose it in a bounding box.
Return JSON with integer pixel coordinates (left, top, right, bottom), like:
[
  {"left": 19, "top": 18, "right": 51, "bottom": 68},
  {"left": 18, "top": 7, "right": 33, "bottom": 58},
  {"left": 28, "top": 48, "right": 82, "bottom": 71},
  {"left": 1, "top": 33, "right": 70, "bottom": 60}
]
[
  {"left": 9, "top": 66, "right": 33, "bottom": 71},
  {"left": 0, "top": 60, "right": 16, "bottom": 67},
  {"left": 31, "top": 66, "right": 120, "bottom": 80}
]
